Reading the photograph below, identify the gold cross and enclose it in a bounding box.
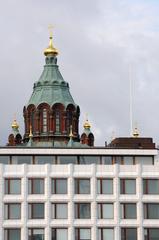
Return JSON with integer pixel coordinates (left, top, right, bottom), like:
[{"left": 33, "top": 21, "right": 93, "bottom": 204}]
[{"left": 48, "top": 24, "right": 54, "bottom": 38}]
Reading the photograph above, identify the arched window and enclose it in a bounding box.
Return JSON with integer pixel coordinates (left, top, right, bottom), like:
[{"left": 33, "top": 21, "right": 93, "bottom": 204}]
[
  {"left": 55, "top": 109, "right": 60, "bottom": 133},
  {"left": 42, "top": 109, "right": 47, "bottom": 133}
]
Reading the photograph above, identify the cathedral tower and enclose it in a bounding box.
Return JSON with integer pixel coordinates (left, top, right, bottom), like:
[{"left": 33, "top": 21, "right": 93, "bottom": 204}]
[{"left": 23, "top": 31, "right": 80, "bottom": 145}]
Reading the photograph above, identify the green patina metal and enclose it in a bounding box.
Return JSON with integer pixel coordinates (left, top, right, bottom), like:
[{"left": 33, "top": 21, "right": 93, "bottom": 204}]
[{"left": 27, "top": 56, "right": 76, "bottom": 108}]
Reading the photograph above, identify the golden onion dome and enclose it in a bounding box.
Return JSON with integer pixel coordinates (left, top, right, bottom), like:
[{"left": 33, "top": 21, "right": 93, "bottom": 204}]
[
  {"left": 84, "top": 119, "right": 91, "bottom": 129},
  {"left": 44, "top": 26, "right": 58, "bottom": 56},
  {"left": 11, "top": 119, "right": 19, "bottom": 130},
  {"left": 44, "top": 36, "right": 58, "bottom": 56}
]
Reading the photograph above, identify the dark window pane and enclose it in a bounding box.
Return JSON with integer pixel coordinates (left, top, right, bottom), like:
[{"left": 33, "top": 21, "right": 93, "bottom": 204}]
[
  {"left": 29, "top": 203, "right": 44, "bottom": 219},
  {"left": 52, "top": 204, "right": 68, "bottom": 219},
  {"left": 120, "top": 203, "right": 136, "bottom": 219},
  {"left": 75, "top": 179, "right": 90, "bottom": 194},
  {"left": 102, "top": 156, "right": 113, "bottom": 165},
  {"left": 137, "top": 156, "right": 153, "bottom": 165},
  {"left": 79, "top": 156, "right": 100, "bottom": 164},
  {"left": 98, "top": 203, "right": 113, "bottom": 219},
  {"left": 34, "top": 155, "right": 56, "bottom": 164},
  {"left": 52, "top": 179, "right": 67, "bottom": 194},
  {"left": 52, "top": 228, "right": 68, "bottom": 240},
  {"left": 5, "top": 179, "right": 21, "bottom": 194},
  {"left": 121, "top": 228, "right": 137, "bottom": 240},
  {"left": 12, "top": 156, "right": 32, "bottom": 164},
  {"left": 120, "top": 179, "right": 136, "bottom": 194},
  {"left": 75, "top": 228, "right": 91, "bottom": 240},
  {"left": 5, "top": 204, "right": 21, "bottom": 219},
  {"left": 97, "top": 179, "right": 113, "bottom": 194},
  {"left": 98, "top": 228, "right": 114, "bottom": 240},
  {"left": 28, "top": 228, "right": 44, "bottom": 240},
  {"left": 0, "top": 156, "right": 10, "bottom": 164},
  {"left": 75, "top": 203, "right": 91, "bottom": 219},
  {"left": 58, "top": 156, "right": 78, "bottom": 164},
  {"left": 28, "top": 179, "right": 44, "bottom": 194},
  {"left": 144, "top": 228, "right": 159, "bottom": 240},
  {"left": 4, "top": 229, "right": 21, "bottom": 240},
  {"left": 144, "top": 204, "right": 159, "bottom": 219},
  {"left": 143, "top": 179, "right": 159, "bottom": 194},
  {"left": 123, "top": 156, "right": 134, "bottom": 165}
]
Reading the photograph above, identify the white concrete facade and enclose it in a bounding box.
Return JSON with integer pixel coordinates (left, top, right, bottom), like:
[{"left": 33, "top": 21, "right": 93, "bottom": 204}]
[{"left": 0, "top": 148, "right": 158, "bottom": 240}]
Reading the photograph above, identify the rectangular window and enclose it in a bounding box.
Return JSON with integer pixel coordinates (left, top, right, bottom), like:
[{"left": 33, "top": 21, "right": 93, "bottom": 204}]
[
  {"left": 79, "top": 156, "right": 100, "bottom": 164},
  {"left": 28, "top": 203, "right": 44, "bottom": 219},
  {"left": 4, "top": 229, "right": 21, "bottom": 240},
  {"left": 143, "top": 179, "right": 159, "bottom": 194},
  {"left": 75, "top": 228, "right": 91, "bottom": 240},
  {"left": 120, "top": 179, "right": 136, "bottom": 194},
  {"left": 51, "top": 179, "right": 67, "bottom": 194},
  {"left": 75, "top": 203, "right": 91, "bottom": 219},
  {"left": 123, "top": 156, "right": 135, "bottom": 165},
  {"left": 102, "top": 156, "right": 113, "bottom": 165},
  {"left": 144, "top": 203, "right": 159, "bottom": 219},
  {"left": 98, "top": 228, "right": 114, "bottom": 240},
  {"left": 4, "top": 203, "right": 21, "bottom": 219},
  {"left": 34, "top": 155, "right": 56, "bottom": 164},
  {"left": 0, "top": 156, "right": 10, "bottom": 164},
  {"left": 120, "top": 203, "right": 137, "bottom": 219},
  {"left": 52, "top": 228, "right": 68, "bottom": 240},
  {"left": 5, "top": 179, "right": 21, "bottom": 194},
  {"left": 97, "top": 179, "right": 113, "bottom": 194},
  {"left": 28, "top": 229, "right": 44, "bottom": 240},
  {"left": 98, "top": 203, "right": 114, "bottom": 219},
  {"left": 144, "top": 228, "right": 159, "bottom": 240},
  {"left": 75, "top": 179, "right": 90, "bottom": 194},
  {"left": 58, "top": 155, "right": 78, "bottom": 164},
  {"left": 28, "top": 178, "right": 44, "bottom": 194},
  {"left": 12, "top": 156, "right": 32, "bottom": 164},
  {"left": 137, "top": 156, "right": 154, "bottom": 165},
  {"left": 52, "top": 203, "right": 68, "bottom": 219},
  {"left": 121, "top": 228, "right": 137, "bottom": 240}
]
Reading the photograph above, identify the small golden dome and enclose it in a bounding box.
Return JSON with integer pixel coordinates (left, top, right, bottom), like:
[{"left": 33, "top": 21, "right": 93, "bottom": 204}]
[
  {"left": 84, "top": 119, "right": 91, "bottom": 129},
  {"left": 44, "top": 26, "right": 58, "bottom": 56},
  {"left": 133, "top": 127, "right": 139, "bottom": 138},
  {"left": 12, "top": 119, "right": 19, "bottom": 130},
  {"left": 44, "top": 36, "right": 58, "bottom": 56}
]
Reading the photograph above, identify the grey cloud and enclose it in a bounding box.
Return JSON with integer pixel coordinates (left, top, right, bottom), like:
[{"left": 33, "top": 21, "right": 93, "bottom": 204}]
[{"left": 0, "top": 0, "right": 159, "bottom": 145}]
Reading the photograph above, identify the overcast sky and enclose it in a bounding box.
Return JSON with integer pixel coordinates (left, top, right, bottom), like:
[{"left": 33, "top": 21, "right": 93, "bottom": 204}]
[{"left": 0, "top": 0, "right": 159, "bottom": 146}]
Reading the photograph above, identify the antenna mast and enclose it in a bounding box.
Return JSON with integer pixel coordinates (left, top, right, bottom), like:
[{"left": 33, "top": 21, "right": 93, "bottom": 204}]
[{"left": 129, "top": 64, "right": 133, "bottom": 137}]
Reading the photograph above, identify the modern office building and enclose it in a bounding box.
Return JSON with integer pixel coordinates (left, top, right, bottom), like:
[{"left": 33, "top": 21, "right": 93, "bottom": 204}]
[{"left": 0, "top": 32, "right": 159, "bottom": 240}]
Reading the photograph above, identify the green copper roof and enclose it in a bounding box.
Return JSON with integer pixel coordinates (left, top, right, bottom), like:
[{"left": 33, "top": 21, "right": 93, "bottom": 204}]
[{"left": 27, "top": 56, "right": 76, "bottom": 107}]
